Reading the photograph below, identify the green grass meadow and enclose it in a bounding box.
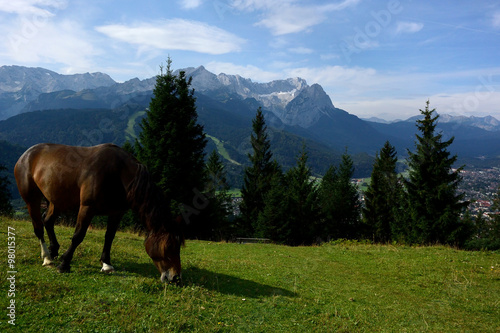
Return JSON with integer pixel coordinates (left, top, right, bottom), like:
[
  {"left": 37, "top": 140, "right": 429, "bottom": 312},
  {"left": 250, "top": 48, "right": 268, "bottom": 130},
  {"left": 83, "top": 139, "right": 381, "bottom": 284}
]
[{"left": 1, "top": 217, "right": 499, "bottom": 332}]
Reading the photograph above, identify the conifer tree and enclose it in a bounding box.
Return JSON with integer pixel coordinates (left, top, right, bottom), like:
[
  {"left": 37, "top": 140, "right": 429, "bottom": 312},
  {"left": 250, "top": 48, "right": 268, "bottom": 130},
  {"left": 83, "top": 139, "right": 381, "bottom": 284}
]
[
  {"left": 362, "top": 141, "right": 399, "bottom": 242},
  {"left": 258, "top": 146, "right": 319, "bottom": 245},
  {"left": 281, "top": 147, "right": 319, "bottom": 245},
  {"left": 390, "top": 174, "right": 412, "bottom": 243},
  {"left": 255, "top": 169, "right": 284, "bottom": 241},
  {"left": 239, "top": 107, "right": 278, "bottom": 236},
  {"left": 404, "top": 101, "right": 468, "bottom": 245},
  {"left": 204, "top": 150, "right": 232, "bottom": 240},
  {"left": 319, "top": 151, "right": 361, "bottom": 240},
  {"left": 136, "top": 58, "right": 207, "bottom": 214}
]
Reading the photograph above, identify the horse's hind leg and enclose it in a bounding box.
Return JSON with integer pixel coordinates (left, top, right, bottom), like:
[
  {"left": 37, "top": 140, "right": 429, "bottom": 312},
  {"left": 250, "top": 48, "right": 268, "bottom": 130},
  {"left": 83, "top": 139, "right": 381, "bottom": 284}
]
[
  {"left": 58, "top": 205, "right": 94, "bottom": 273},
  {"left": 26, "top": 197, "right": 54, "bottom": 266},
  {"left": 44, "top": 202, "right": 60, "bottom": 258},
  {"left": 100, "top": 214, "right": 122, "bottom": 273}
]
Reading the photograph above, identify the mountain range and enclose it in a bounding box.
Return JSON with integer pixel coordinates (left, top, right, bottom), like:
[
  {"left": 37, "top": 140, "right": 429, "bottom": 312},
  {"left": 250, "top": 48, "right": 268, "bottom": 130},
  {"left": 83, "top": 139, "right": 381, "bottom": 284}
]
[
  {"left": 1, "top": 65, "right": 499, "bottom": 188},
  {"left": 0, "top": 65, "right": 116, "bottom": 120}
]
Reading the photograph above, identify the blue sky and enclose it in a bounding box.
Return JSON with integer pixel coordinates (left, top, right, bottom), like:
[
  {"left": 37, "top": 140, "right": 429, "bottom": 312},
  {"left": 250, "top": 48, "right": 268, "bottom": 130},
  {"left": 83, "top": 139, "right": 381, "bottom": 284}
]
[{"left": 1, "top": 0, "right": 499, "bottom": 120}]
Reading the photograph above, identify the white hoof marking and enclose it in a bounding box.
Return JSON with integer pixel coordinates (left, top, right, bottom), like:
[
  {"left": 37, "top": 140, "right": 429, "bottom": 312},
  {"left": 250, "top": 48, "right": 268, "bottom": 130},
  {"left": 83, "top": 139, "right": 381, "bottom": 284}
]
[
  {"left": 40, "top": 241, "right": 54, "bottom": 266},
  {"left": 42, "top": 258, "right": 54, "bottom": 266},
  {"left": 101, "top": 263, "right": 115, "bottom": 273}
]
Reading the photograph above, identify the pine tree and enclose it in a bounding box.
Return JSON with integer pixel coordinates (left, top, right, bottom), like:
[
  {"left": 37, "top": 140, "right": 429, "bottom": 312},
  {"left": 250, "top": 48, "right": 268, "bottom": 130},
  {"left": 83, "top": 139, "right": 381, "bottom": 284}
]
[
  {"left": 362, "top": 141, "right": 399, "bottom": 242},
  {"left": 390, "top": 174, "right": 412, "bottom": 243},
  {"left": 404, "top": 101, "right": 468, "bottom": 245},
  {"left": 319, "top": 151, "right": 361, "bottom": 240},
  {"left": 255, "top": 169, "right": 285, "bottom": 241},
  {"left": 135, "top": 58, "right": 207, "bottom": 218},
  {"left": 204, "top": 150, "right": 232, "bottom": 240},
  {"left": 0, "top": 164, "right": 13, "bottom": 216},
  {"left": 281, "top": 147, "right": 319, "bottom": 245},
  {"left": 239, "top": 107, "right": 278, "bottom": 236},
  {"left": 259, "top": 146, "right": 319, "bottom": 245}
]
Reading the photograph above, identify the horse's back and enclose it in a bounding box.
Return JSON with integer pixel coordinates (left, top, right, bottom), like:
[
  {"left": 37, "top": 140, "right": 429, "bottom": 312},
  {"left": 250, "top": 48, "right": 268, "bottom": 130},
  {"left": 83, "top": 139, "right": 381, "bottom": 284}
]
[{"left": 15, "top": 143, "right": 138, "bottom": 212}]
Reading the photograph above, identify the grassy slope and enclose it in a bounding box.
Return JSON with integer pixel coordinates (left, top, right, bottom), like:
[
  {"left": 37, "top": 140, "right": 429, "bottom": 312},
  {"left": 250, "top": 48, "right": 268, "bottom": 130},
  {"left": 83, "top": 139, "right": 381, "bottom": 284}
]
[
  {"left": 125, "top": 110, "right": 146, "bottom": 141},
  {"left": 1, "top": 217, "right": 499, "bottom": 332},
  {"left": 206, "top": 135, "right": 241, "bottom": 166}
]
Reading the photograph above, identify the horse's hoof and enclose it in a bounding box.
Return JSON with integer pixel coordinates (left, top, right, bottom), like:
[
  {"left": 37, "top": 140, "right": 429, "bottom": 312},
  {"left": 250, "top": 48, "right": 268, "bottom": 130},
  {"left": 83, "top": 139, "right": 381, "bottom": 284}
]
[
  {"left": 101, "top": 263, "right": 115, "bottom": 273},
  {"left": 42, "top": 258, "right": 55, "bottom": 266},
  {"left": 57, "top": 265, "right": 71, "bottom": 273}
]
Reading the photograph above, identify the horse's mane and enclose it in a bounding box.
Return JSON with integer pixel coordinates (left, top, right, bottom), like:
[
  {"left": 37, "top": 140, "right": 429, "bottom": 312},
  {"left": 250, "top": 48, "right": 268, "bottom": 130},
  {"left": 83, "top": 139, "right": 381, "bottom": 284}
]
[{"left": 126, "top": 164, "right": 184, "bottom": 244}]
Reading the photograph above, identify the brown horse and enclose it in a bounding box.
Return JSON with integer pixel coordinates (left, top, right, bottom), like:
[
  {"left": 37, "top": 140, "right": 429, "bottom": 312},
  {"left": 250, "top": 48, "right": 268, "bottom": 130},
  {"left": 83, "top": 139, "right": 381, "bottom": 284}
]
[{"left": 14, "top": 143, "right": 184, "bottom": 283}]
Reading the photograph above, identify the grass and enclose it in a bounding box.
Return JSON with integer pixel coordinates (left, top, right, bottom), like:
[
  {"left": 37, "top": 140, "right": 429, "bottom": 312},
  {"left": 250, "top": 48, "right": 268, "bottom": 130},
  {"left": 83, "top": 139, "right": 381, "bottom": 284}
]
[{"left": 1, "top": 217, "right": 499, "bottom": 332}]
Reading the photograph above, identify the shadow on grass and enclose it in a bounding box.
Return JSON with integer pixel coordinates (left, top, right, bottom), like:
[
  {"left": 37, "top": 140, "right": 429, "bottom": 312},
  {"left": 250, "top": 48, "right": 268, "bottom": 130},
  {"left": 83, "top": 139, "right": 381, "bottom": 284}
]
[
  {"left": 122, "top": 262, "right": 296, "bottom": 298},
  {"left": 183, "top": 266, "right": 297, "bottom": 298}
]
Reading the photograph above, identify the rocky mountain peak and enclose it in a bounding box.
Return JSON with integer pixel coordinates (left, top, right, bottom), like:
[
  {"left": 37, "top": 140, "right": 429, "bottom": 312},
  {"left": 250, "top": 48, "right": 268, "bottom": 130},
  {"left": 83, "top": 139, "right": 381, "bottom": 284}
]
[
  {"left": 281, "top": 83, "right": 336, "bottom": 128},
  {"left": 183, "top": 67, "right": 333, "bottom": 128}
]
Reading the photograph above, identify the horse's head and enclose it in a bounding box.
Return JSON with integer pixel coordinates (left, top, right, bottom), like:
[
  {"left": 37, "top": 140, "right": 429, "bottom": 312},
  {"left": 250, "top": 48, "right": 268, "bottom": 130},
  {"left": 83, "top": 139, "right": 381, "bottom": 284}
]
[{"left": 145, "top": 229, "right": 184, "bottom": 284}]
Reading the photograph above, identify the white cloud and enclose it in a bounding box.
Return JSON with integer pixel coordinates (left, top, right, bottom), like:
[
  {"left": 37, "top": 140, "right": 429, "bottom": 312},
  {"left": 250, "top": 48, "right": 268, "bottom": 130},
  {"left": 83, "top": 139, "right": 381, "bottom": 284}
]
[
  {"left": 321, "top": 0, "right": 361, "bottom": 11},
  {"left": 205, "top": 61, "right": 282, "bottom": 82},
  {"left": 0, "top": 0, "right": 98, "bottom": 71},
  {"left": 0, "top": 16, "right": 98, "bottom": 71},
  {"left": 231, "top": 0, "right": 360, "bottom": 35},
  {"left": 256, "top": 5, "right": 326, "bottom": 35},
  {"left": 395, "top": 21, "right": 424, "bottom": 34},
  {"left": 179, "top": 0, "right": 204, "bottom": 9},
  {"left": 288, "top": 47, "right": 314, "bottom": 54},
  {"left": 341, "top": 91, "right": 500, "bottom": 121},
  {"left": 284, "top": 65, "right": 378, "bottom": 92},
  {"left": 492, "top": 12, "right": 500, "bottom": 29},
  {"left": 0, "top": 0, "right": 66, "bottom": 16},
  {"left": 230, "top": 0, "right": 290, "bottom": 11},
  {"left": 96, "top": 19, "right": 245, "bottom": 55},
  {"left": 320, "top": 53, "right": 340, "bottom": 60}
]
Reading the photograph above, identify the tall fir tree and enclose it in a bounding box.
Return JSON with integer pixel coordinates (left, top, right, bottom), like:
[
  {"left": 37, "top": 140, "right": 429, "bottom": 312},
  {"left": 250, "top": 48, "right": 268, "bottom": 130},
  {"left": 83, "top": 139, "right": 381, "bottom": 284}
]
[
  {"left": 272, "top": 147, "right": 319, "bottom": 245},
  {"left": 254, "top": 169, "right": 284, "bottom": 241},
  {"left": 319, "top": 150, "right": 361, "bottom": 240},
  {"left": 239, "top": 107, "right": 278, "bottom": 236},
  {"left": 362, "top": 141, "right": 400, "bottom": 242},
  {"left": 404, "top": 101, "right": 468, "bottom": 245},
  {"left": 390, "top": 174, "right": 412, "bottom": 243},
  {"left": 135, "top": 59, "right": 207, "bottom": 220},
  {"left": 257, "top": 146, "right": 319, "bottom": 245}
]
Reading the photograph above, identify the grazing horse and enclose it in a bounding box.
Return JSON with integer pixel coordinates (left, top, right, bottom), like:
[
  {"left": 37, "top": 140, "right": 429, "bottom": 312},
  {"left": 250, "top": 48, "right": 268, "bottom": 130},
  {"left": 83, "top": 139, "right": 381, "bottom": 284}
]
[{"left": 14, "top": 143, "right": 184, "bottom": 283}]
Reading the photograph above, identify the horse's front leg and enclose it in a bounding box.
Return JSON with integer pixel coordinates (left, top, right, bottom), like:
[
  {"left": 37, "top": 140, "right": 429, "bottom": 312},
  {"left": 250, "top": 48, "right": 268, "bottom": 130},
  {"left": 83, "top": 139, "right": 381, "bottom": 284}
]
[
  {"left": 100, "top": 214, "right": 122, "bottom": 273},
  {"left": 58, "top": 205, "right": 93, "bottom": 273}
]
